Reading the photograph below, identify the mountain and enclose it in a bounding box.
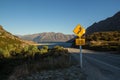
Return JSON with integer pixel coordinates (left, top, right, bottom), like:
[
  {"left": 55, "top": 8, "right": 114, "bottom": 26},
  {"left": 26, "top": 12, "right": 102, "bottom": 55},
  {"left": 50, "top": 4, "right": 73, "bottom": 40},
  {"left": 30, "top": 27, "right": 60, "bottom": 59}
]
[
  {"left": 0, "top": 25, "right": 35, "bottom": 49},
  {"left": 19, "top": 32, "right": 75, "bottom": 43},
  {"left": 86, "top": 11, "right": 120, "bottom": 34}
]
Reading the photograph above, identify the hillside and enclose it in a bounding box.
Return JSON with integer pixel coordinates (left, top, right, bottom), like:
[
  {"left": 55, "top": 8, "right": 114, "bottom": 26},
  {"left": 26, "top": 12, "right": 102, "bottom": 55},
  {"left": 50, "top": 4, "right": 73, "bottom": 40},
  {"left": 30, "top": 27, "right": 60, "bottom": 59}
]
[
  {"left": 86, "top": 31, "right": 120, "bottom": 41},
  {"left": 71, "top": 11, "right": 120, "bottom": 51},
  {"left": 0, "top": 25, "right": 35, "bottom": 50},
  {"left": 19, "top": 32, "right": 75, "bottom": 43},
  {"left": 86, "top": 11, "right": 120, "bottom": 34},
  {"left": 85, "top": 31, "right": 120, "bottom": 51}
]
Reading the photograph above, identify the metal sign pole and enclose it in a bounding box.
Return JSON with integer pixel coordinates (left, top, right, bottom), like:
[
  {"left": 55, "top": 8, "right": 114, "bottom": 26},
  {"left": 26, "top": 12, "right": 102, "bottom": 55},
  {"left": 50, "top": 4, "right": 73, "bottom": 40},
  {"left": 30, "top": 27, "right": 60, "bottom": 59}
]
[
  {"left": 79, "top": 45, "right": 82, "bottom": 68},
  {"left": 73, "top": 24, "right": 85, "bottom": 69}
]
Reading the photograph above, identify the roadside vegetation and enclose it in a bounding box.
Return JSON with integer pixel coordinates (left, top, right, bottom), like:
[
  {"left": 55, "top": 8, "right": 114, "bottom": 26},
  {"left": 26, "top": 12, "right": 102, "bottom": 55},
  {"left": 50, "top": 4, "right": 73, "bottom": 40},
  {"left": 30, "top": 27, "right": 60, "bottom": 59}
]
[
  {"left": 0, "top": 45, "right": 70, "bottom": 80},
  {"left": 0, "top": 25, "right": 72, "bottom": 80},
  {"left": 84, "top": 31, "right": 120, "bottom": 52}
]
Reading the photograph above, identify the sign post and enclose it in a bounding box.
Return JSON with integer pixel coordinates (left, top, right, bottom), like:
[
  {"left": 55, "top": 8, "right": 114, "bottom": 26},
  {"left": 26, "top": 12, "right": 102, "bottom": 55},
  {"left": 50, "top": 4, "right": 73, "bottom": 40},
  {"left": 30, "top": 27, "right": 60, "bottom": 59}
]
[
  {"left": 80, "top": 45, "right": 82, "bottom": 68},
  {"left": 73, "top": 24, "right": 85, "bottom": 68}
]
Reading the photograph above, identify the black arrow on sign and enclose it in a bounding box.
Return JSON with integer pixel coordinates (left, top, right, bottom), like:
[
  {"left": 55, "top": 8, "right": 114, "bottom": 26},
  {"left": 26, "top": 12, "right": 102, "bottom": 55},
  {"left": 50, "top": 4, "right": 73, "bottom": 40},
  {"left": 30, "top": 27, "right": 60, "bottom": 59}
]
[{"left": 77, "top": 27, "right": 82, "bottom": 34}]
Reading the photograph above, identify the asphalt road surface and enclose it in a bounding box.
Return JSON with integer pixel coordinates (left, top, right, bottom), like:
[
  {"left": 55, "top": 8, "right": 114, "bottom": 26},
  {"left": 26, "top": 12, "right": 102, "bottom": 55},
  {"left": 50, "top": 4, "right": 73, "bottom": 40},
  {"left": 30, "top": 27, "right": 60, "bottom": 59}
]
[{"left": 68, "top": 48, "right": 120, "bottom": 80}]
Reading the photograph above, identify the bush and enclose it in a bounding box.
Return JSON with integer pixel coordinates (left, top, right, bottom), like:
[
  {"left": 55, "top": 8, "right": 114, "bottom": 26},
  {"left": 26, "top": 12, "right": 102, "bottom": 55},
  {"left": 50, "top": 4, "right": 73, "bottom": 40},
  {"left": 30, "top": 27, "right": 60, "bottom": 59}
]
[
  {"left": 54, "top": 46, "right": 64, "bottom": 50},
  {"left": 27, "top": 45, "right": 39, "bottom": 57},
  {"left": 0, "top": 45, "right": 71, "bottom": 80},
  {"left": 42, "top": 46, "right": 48, "bottom": 50},
  {"left": 0, "top": 48, "right": 4, "bottom": 58},
  {"left": 40, "top": 48, "right": 48, "bottom": 54}
]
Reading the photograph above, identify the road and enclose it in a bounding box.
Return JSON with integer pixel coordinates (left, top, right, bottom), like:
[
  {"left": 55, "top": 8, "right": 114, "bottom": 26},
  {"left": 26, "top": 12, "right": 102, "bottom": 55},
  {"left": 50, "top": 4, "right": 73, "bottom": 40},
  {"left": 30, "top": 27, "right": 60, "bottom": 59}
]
[{"left": 68, "top": 48, "right": 120, "bottom": 80}]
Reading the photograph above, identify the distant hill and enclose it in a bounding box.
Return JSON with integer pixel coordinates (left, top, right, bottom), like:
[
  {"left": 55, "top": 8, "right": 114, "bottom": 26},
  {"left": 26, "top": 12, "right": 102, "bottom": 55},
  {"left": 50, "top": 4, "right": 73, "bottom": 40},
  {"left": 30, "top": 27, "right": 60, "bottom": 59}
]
[
  {"left": 0, "top": 25, "right": 35, "bottom": 50},
  {"left": 19, "top": 32, "right": 75, "bottom": 43},
  {"left": 70, "top": 11, "right": 120, "bottom": 51},
  {"left": 86, "top": 11, "right": 120, "bottom": 34}
]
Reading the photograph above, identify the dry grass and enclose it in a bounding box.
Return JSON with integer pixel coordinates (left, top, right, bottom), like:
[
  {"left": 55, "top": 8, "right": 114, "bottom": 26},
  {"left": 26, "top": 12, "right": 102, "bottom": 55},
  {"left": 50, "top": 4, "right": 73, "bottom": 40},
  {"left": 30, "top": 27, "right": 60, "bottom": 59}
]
[{"left": 8, "top": 52, "right": 71, "bottom": 80}]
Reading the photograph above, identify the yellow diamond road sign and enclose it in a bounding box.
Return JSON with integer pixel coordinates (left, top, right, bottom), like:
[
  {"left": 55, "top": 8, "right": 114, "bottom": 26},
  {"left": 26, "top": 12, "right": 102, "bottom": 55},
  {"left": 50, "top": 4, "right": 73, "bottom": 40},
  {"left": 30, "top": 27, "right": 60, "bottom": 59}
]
[
  {"left": 76, "top": 38, "right": 85, "bottom": 45},
  {"left": 73, "top": 24, "right": 85, "bottom": 37}
]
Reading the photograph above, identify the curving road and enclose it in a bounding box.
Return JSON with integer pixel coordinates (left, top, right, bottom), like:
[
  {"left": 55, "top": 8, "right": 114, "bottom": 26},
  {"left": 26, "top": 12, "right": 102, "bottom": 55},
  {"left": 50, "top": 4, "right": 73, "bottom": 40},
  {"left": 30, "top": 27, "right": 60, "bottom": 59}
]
[{"left": 68, "top": 48, "right": 120, "bottom": 80}]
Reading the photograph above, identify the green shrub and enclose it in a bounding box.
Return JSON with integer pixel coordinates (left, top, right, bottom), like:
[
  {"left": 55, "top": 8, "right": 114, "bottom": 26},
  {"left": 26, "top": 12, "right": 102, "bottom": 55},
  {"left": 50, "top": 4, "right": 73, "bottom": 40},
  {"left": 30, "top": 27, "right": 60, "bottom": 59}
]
[
  {"left": 40, "top": 48, "right": 48, "bottom": 54},
  {"left": 22, "top": 46, "right": 29, "bottom": 52},
  {"left": 42, "top": 46, "right": 48, "bottom": 50},
  {"left": 54, "top": 46, "right": 64, "bottom": 50},
  {"left": 0, "top": 48, "right": 4, "bottom": 58},
  {"left": 27, "top": 45, "right": 39, "bottom": 57}
]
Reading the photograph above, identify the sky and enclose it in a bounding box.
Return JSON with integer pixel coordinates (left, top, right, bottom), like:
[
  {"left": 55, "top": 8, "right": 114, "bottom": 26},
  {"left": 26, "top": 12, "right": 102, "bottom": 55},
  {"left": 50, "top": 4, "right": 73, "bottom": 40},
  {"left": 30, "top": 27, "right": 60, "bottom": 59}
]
[{"left": 0, "top": 0, "right": 120, "bottom": 35}]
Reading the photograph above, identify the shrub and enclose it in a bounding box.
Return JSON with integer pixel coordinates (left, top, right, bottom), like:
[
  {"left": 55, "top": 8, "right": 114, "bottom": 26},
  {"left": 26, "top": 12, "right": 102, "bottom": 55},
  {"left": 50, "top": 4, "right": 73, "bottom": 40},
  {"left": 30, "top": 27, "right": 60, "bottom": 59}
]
[
  {"left": 22, "top": 46, "right": 29, "bottom": 52},
  {"left": 0, "top": 48, "right": 4, "bottom": 58},
  {"left": 27, "top": 45, "right": 39, "bottom": 57},
  {"left": 54, "top": 46, "right": 64, "bottom": 51},
  {"left": 42, "top": 46, "right": 48, "bottom": 50},
  {"left": 40, "top": 48, "right": 48, "bottom": 54}
]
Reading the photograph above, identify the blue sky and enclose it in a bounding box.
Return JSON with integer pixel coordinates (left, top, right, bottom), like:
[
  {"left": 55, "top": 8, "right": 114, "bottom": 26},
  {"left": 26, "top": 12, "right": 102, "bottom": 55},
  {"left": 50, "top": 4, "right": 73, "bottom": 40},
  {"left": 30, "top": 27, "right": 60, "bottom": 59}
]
[{"left": 0, "top": 0, "right": 120, "bottom": 35}]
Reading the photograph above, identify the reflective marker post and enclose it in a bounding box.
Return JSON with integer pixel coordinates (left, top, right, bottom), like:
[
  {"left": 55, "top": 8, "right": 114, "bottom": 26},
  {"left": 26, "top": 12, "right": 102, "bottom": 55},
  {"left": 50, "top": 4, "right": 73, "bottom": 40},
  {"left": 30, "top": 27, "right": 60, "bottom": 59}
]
[{"left": 79, "top": 45, "right": 82, "bottom": 68}]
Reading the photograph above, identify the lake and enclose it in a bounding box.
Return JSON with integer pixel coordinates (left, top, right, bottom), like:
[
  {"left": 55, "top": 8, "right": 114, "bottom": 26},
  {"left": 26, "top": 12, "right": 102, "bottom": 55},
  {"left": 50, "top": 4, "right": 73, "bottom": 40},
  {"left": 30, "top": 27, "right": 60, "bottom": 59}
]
[{"left": 38, "top": 42, "right": 72, "bottom": 48}]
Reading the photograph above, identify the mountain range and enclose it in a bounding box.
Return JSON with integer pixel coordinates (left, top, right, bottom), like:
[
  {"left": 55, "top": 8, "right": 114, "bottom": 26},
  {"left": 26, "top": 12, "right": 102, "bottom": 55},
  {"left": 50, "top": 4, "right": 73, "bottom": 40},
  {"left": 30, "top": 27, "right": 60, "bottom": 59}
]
[
  {"left": 19, "top": 32, "right": 75, "bottom": 43},
  {"left": 86, "top": 11, "right": 120, "bottom": 34},
  {"left": 1, "top": 11, "right": 120, "bottom": 46},
  {"left": 19, "top": 11, "right": 120, "bottom": 43}
]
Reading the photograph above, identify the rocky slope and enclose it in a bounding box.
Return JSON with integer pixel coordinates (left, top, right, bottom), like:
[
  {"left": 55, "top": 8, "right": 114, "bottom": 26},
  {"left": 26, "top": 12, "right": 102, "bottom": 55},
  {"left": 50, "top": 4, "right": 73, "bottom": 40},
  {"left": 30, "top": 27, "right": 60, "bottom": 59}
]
[
  {"left": 19, "top": 32, "right": 75, "bottom": 43},
  {"left": 86, "top": 11, "right": 120, "bottom": 34}
]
